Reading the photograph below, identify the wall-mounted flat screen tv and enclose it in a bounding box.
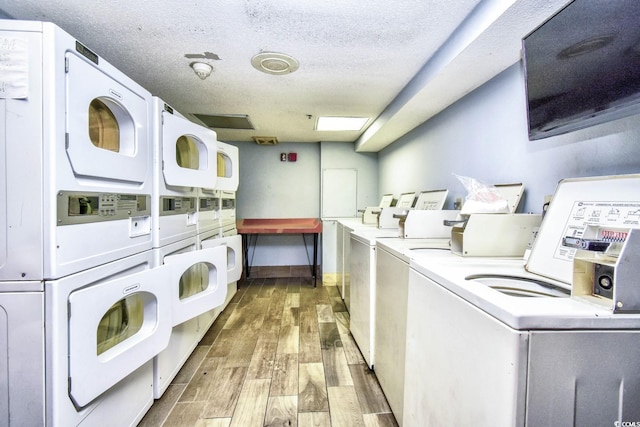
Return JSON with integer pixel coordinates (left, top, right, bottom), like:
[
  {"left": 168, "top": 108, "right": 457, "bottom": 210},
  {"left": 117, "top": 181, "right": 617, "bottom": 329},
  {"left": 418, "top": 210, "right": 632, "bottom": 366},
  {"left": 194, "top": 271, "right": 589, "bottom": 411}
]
[{"left": 523, "top": 0, "right": 640, "bottom": 140}]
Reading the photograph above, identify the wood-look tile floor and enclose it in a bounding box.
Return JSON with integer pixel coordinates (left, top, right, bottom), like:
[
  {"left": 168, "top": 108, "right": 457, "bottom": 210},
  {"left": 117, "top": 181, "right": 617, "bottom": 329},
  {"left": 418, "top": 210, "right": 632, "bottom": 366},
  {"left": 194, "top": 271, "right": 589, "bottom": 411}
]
[{"left": 139, "top": 277, "right": 398, "bottom": 427}]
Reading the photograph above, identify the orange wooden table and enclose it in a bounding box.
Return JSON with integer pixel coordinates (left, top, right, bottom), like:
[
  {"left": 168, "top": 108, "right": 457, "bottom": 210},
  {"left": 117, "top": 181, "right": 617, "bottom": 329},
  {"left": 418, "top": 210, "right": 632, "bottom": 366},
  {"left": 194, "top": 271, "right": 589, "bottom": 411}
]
[{"left": 236, "top": 218, "right": 323, "bottom": 285}]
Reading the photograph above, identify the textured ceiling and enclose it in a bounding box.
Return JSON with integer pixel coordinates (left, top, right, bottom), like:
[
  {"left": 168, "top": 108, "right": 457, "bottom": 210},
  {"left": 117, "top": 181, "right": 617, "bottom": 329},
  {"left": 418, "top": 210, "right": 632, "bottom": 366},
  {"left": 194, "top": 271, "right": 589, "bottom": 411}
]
[{"left": 0, "top": 0, "right": 570, "bottom": 151}]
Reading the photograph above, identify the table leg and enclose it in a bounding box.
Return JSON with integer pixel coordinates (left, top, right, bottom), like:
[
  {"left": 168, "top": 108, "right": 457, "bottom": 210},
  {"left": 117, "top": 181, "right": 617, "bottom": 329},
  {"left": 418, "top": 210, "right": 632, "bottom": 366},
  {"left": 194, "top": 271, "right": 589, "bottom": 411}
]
[
  {"left": 313, "top": 232, "right": 318, "bottom": 287},
  {"left": 242, "top": 234, "right": 250, "bottom": 279}
]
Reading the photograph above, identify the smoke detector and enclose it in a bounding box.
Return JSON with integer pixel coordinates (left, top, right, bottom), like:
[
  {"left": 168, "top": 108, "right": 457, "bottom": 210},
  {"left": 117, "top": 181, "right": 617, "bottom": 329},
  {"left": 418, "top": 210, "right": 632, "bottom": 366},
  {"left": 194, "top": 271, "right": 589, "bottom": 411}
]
[
  {"left": 190, "top": 62, "right": 213, "bottom": 80},
  {"left": 253, "top": 136, "right": 279, "bottom": 145},
  {"left": 251, "top": 52, "right": 299, "bottom": 75}
]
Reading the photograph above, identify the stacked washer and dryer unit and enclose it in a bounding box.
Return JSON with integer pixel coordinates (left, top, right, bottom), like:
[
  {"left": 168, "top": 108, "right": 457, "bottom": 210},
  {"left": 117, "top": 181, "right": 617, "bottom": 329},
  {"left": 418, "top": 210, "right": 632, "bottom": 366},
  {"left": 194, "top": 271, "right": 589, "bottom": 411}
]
[{"left": 0, "top": 20, "right": 236, "bottom": 426}]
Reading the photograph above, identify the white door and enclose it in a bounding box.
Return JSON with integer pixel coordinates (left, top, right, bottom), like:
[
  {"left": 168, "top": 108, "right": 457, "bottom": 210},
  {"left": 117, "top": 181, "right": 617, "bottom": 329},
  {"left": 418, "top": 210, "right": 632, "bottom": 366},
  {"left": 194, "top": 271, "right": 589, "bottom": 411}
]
[
  {"left": 214, "top": 141, "right": 239, "bottom": 191},
  {"left": 163, "top": 246, "right": 228, "bottom": 326},
  {"left": 65, "top": 52, "right": 150, "bottom": 184},
  {"left": 162, "top": 111, "right": 217, "bottom": 188},
  {"left": 200, "top": 234, "right": 243, "bottom": 282},
  {"left": 67, "top": 265, "right": 172, "bottom": 407}
]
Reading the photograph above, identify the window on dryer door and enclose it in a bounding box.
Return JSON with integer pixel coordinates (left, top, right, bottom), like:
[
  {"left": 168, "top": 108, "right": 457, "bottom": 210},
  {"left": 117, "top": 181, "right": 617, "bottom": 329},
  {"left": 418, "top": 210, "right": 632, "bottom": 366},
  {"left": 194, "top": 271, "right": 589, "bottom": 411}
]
[
  {"left": 176, "top": 136, "right": 201, "bottom": 170},
  {"left": 89, "top": 99, "right": 120, "bottom": 152},
  {"left": 179, "top": 262, "right": 211, "bottom": 300},
  {"left": 217, "top": 152, "right": 232, "bottom": 178},
  {"left": 96, "top": 294, "right": 145, "bottom": 355},
  {"left": 88, "top": 98, "right": 136, "bottom": 156}
]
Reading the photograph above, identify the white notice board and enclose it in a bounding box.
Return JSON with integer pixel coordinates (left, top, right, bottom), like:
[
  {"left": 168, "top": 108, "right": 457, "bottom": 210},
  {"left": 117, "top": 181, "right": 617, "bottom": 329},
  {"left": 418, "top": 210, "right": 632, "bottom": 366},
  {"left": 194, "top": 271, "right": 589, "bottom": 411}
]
[{"left": 322, "top": 168, "right": 357, "bottom": 218}]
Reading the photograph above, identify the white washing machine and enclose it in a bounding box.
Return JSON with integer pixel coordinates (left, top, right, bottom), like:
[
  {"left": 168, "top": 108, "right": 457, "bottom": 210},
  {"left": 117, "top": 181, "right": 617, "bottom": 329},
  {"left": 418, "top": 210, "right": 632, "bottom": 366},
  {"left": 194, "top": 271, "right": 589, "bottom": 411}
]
[
  {"left": 152, "top": 97, "right": 217, "bottom": 248},
  {"left": 349, "top": 189, "right": 448, "bottom": 369},
  {"left": 152, "top": 237, "right": 227, "bottom": 398},
  {"left": 337, "top": 218, "right": 375, "bottom": 312},
  {"left": 349, "top": 227, "right": 403, "bottom": 369},
  {"left": 404, "top": 174, "right": 640, "bottom": 426},
  {"left": 0, "top": 251, "right": 172, "bottom": 426},
  {"left": 0, "top": 20, "right": 154, "bottom": 281},
  {"left": 374, "top": 239, "right": 452, "bottom": 425}
]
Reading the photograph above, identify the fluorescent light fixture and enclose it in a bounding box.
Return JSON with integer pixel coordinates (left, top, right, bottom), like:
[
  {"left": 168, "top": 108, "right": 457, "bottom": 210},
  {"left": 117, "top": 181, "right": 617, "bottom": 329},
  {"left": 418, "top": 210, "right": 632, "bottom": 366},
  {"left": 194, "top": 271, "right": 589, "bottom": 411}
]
[{"left": 316, "top": 116, "right": 369, "bottom": 131}]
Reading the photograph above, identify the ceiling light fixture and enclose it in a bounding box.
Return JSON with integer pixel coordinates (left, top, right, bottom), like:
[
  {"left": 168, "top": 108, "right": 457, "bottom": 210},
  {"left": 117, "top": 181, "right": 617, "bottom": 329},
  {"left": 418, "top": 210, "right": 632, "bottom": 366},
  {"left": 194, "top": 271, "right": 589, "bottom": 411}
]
[
  {"left": 251, "top": 52, "right": 299, "bottom": 75},
  {"left": 190, "top": 62, "right": 213, "bottom": 80},
  {"left": 316, "top": 116, "right": 369, "bottom": 131}
]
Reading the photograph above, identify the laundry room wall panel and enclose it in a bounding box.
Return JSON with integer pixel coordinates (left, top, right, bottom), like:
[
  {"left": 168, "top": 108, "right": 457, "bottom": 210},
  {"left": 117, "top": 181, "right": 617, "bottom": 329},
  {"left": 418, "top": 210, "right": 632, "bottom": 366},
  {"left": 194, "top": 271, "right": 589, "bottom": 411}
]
[
  {"left": 378, "top": 63, "right": 640, "bottom": 214},
  {"left": 320, "top": 141, "right": 378, "bottom": 213}
]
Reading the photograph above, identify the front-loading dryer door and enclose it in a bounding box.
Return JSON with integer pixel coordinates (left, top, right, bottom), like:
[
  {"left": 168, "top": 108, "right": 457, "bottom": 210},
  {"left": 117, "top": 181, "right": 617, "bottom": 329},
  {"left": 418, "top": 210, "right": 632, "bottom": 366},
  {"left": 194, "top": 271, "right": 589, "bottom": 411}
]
[
  {"left": 214, "top": 141, "right": 239, "bottom": 191},
  {"left": 67, "top": 264, "right": 171, "bottom": 407},
  {"left": 66, "top": 53, "right": 150, "bottom": 184},
  {"left": 200, "top": 234, "right": 242, "bottom": 283},
  {"left": 163, "top": 246, "right": 228, "bottom": 326},
  {"left": 161, "top": 111, "right": 217, "bottom": 189}
]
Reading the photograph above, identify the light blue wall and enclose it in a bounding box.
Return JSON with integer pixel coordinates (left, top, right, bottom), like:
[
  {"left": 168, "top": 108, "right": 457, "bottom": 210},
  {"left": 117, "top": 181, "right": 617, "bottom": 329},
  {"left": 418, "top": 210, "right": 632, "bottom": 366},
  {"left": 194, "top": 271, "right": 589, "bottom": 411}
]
[
  {"left": 320, "top": 141, "right": 378, "bottom": 213},
  {"left": 229, "top": 141, "right": 321, "bottom": 267},
  {"left": 379, "top": 63, "right": 640, "bottom": 213},
  {"left": 230, "top": 140, "right": 379, "bottom": 268}
]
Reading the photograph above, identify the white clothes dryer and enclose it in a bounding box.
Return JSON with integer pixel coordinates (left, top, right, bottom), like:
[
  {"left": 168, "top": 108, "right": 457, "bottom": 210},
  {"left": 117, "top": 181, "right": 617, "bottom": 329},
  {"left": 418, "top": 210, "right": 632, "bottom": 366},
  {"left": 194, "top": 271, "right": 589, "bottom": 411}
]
[
  {"left": 152, "top": 97, "right": 218, "bottom": 248},
  {"left": 152, "top": 237, "right": 227, "bottom": 398},
  {"left": 0, "top": 285, "right": 45, "bottom": 426},
  {"left": 3, "top": 251, "right": 173, "bottom": 426},
  {"left": 219, "top": 190, "right": 237, "bottom": 234},
  {"left": 0, "top": 20, "right": 154, "bottom": 281},
  {"left": 196, "top": 229, "right": 240, "bottom": 337},
  {"left": 198, "top": 231, "right": 243, "bottom": 285},
  {"left": 197, "top": 142, "right": 238, "bottom": 235}
]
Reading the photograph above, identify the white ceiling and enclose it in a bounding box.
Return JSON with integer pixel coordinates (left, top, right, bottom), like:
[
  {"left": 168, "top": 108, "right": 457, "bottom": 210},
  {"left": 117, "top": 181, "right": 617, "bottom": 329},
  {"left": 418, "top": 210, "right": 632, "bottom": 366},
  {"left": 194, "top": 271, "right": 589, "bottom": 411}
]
[{"left": 0, "top": 0, "right": 569, "bottom": 151}]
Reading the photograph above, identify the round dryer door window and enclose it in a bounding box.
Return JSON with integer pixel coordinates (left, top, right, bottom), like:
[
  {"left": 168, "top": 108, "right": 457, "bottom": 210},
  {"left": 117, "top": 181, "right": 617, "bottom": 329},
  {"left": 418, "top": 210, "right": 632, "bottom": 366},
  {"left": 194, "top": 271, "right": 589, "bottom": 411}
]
[{"left": 89, "top": 99, "right": 120, "bottom": 153}]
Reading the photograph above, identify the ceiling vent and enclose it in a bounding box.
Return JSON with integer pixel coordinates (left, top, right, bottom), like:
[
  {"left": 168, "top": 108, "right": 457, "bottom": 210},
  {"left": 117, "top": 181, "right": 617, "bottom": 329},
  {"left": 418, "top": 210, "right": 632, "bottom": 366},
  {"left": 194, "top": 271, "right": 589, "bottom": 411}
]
[
  {"left": 253, "top": 136, "right": 279, "bottom": 145},
  {"left": 251, "top": 52, "right": 299, "bottom": 75},
  {"left": 194, "top": 113, "right": 254, "bottom": 130}
]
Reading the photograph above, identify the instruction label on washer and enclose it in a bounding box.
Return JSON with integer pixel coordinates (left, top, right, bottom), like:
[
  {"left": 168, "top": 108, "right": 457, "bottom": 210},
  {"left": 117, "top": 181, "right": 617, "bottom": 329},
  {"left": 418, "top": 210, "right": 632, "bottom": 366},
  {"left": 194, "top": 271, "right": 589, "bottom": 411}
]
[
  {"left": 0, "top": 36, "right": 28, "bottom": 99},
  {"left": 555, "top": 201, "right": 640, "bottom": 260}
]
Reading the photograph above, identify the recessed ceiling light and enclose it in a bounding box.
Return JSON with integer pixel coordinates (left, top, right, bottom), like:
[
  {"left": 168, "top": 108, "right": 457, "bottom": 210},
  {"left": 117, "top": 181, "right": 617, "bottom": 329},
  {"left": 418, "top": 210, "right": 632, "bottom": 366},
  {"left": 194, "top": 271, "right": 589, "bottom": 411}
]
[
  {"left": 251, "top": 52, "right": 299, "bottom": 75},
  {"left": 316, "top": 116, "right": 369, "bottom": 131}
]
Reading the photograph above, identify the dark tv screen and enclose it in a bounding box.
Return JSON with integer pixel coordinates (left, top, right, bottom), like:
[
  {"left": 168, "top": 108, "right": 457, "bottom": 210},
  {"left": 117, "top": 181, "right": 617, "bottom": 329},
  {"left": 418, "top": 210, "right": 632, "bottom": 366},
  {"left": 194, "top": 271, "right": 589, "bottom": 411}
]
[{"left": 523, "top": 0, "right": 640, "bottom": 140}]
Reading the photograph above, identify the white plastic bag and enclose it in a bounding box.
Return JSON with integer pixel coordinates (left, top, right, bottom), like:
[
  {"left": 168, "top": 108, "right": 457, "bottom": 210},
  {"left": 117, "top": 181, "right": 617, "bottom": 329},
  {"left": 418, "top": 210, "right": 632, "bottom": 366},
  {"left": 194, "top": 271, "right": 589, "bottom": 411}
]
[{"left": 454, "top": 174, "right": 510, "bottom": 214}]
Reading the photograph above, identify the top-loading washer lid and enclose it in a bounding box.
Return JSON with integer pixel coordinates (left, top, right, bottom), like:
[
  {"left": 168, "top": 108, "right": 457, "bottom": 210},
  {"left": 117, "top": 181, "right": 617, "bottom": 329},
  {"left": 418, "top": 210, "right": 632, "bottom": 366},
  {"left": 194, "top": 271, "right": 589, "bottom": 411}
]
[
  {"left": 493, "top": 183, "right": 525, "bottom": 214},
  {"left": 396, "top": 192, "right": 417, "bottom": 209},
  {"left": 379, "top": 194, "right": 394, "bottom": 208},
  {"left": 525, "top": 174, "right": 640, "bottom": 285},
  {"left": 414, "top": 189, "right": 449, "bottom": 210}
]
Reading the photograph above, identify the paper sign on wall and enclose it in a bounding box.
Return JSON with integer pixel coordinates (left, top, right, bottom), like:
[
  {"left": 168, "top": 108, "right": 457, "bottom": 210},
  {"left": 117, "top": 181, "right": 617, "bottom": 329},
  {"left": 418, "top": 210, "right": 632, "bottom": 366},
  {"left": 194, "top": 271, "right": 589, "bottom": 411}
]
[{"left": 0, "top": 37, "right": 29, "bottom": 99}]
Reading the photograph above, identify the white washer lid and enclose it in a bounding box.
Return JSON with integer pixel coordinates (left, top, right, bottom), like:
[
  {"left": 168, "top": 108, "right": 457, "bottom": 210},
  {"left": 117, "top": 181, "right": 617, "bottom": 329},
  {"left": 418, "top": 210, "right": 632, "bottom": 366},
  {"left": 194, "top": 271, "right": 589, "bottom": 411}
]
[
  {"left": 526, "top": 174, "right": 640, "bottom": 284},
  {"left": 493, "top": 183, "right": 525, "bottom": 213},
  {"left": 415, "top": 189, "right": 449, "bottom": 210}
]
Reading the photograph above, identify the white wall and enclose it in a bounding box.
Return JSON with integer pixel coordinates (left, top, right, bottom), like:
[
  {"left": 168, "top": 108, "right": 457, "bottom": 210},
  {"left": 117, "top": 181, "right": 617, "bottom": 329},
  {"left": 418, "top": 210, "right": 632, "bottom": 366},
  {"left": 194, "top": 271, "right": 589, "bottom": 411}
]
[{"left": 379, "top": 63, "right": 640, "bottom": 213}]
